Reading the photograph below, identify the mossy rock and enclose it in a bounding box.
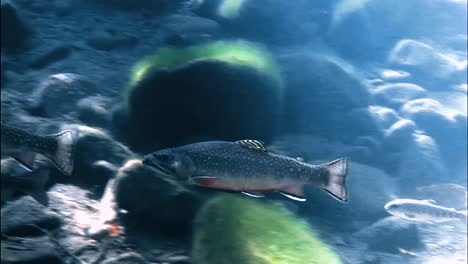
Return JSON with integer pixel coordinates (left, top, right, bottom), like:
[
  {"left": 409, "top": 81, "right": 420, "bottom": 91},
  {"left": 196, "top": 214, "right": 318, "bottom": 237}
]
[
  {"left": 128, "top": 40, "right": 283, "bottom": 94},
  {"left": 192, "top": 194, "right": 343, "bottom": 264},
  {"left": 117, "top": 41, "right": 283, "bottom": 151}
]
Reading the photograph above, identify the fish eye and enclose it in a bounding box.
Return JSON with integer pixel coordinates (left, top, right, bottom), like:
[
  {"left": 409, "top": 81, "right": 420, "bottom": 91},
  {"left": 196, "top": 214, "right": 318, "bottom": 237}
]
[{"left": 158, "top": 154, "right": 171, "bottom": 162}]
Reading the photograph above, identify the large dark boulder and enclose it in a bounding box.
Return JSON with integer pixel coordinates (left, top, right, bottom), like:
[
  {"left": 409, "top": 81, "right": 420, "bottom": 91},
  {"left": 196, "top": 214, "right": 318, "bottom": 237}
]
[
  {"left": 113, "top": 160, "right": 202, "bottom": 237},
  {"left": 1, "top": 196, "right": 62, "bottom": 236},
  {"left": 1, "top": 235, "right": 62, "bottom": 264},
  {"left": 353, "top": 217, "right": 424, "bottom": 253},
  {"left": 118, "top": 56, "right": 282, "bottom": 151},
  {"left": 278, "top": 52, "right": 375, "bottom": 143},
  {"left": 1, "top": 1, "right": 32, "bottom": 52}
]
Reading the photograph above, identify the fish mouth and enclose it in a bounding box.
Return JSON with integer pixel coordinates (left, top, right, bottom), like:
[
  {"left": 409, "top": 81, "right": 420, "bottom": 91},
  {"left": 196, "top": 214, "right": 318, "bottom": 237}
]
[{"left": 142, "top": 157, "right": 173, "bottom": 175}]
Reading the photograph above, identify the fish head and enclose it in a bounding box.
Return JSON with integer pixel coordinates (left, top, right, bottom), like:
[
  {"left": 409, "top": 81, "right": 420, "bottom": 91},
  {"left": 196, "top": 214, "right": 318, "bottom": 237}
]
[
  {"left": 384, "top": 199, "right": 420, "bottom": 219},
  {"left": 143, "top": 149, "right": 195, "bottom": 180},
  {"left": 384, "top": 199, "right": 408, "bottom": 217}
]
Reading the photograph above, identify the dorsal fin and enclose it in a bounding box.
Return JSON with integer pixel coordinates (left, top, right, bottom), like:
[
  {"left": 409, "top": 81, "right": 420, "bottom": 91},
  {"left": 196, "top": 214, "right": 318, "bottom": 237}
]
[
  {"left": 236, "top": 140, "right": 268, "bottom": 153},
  {"left": 422, "top": 199, "right": 437, "bottom": 204}
]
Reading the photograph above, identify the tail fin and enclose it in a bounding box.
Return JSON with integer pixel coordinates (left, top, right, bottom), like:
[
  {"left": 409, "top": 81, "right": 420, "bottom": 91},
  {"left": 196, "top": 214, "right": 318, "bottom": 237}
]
[
  {"left": 45, "top": 130, "right": 78, "bottom": 176},
  {"left": 319, "top": 158, "right": 349, "bottom": 202},
  {"left": 458, "top": 210, "right": 467, "bottom": 222}
]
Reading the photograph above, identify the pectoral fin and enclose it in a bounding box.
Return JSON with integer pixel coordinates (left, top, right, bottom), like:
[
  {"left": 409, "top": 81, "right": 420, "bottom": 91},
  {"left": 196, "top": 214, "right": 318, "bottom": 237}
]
[
  {"left": 279, "top": 185, "right": 306, "bottom": 202},
  {"left": 12, "top": 152, "right": 36, "bottom": 172}
]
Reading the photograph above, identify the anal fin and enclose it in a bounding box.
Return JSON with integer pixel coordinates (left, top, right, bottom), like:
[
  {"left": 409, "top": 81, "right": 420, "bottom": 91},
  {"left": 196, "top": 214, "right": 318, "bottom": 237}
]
[
  {"left": 241, "top": 191, "right": 265, "bottom": 198},
  {"left": 279, "top": 185, "right": 306, "bottom": 202}
]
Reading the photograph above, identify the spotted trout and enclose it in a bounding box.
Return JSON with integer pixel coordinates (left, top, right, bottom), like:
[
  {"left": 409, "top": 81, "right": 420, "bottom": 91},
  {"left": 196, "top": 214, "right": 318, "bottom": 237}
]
[
  {"left": 143, "top": 140, "right": 349, "bottom": 202},
  {"left": 1, "top": 122, "right": 77, "bottom": 176},
  {"left": 385, "top": 198, "right": 467, "bottom": 223}
]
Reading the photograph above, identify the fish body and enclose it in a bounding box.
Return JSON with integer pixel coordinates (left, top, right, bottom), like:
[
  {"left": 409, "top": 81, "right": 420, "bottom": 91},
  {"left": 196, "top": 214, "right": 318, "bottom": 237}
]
[
  {"left": 1, "top": 122, "right": 77, "bottom": 176},
  {"left": 1, "top": 158, "right": 50, "bottom": 205},
  {"left": 143, "top": 140, "right": 349, "bottom": 202},
  {"left": 384, "top": 198, "right": 467, "bottom": 223}
]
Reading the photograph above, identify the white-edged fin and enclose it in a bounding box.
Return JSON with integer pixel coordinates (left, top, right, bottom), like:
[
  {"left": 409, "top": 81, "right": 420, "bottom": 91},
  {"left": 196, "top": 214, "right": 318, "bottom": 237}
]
[
  {"left": 279, "top": 192, "right": 307, "bottom": 202},
  {"left": 279, "top": 184, "right": 306, "bottom": 200},
  {"left": 296, "top": 157, "right": 304, "bottom": 162},
  {"left": 241, "top": 191, "right": 265, "bottom": 198},
  {"left": 236, "top": 140, "right": 268, "bottom": 153},
  {"left": 12, "top": 152, "right": 36, "bottom": 172},
  {"left": 422, "top": 199, "right": 437, "bottom": 204}
]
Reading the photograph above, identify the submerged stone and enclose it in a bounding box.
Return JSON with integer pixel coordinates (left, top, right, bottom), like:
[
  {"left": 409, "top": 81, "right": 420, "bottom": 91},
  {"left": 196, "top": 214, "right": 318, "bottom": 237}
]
[
  {"left": 192, "top": 194, "right": 342, "bottom": 264},
  {"left": 118, "top": 41, "right": 283, "bottom": 151}
]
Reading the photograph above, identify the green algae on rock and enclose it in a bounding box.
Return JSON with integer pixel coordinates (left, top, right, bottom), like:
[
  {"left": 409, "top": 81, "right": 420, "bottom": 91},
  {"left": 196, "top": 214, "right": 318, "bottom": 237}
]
[
  {"left": 128, "top": 40, "right": 283, "bottom": 92},
  {"left": 192, "top": 194, "right": 343, "bottom": 264}
]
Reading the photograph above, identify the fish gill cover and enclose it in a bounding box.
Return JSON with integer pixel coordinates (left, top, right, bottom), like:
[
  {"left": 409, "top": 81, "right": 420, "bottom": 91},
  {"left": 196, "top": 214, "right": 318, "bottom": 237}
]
[
  {"left": 128, "top": 40, "right": 283, "bottom": 93},
  {"left": 193, "top": 194, "right": 343, "bottom": 264}
]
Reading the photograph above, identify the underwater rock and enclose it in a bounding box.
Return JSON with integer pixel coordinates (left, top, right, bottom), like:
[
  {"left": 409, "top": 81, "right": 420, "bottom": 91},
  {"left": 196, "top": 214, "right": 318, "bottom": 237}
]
[
  {"left": 1, "top": 235, "right": 61, "bottom": 264},
  {"left": 395, "top": 131, "right": 447, "bottom": 189},
  {"left": 119, "top": 41, "right": 283, "bottom": 151},
  {"left": 1, "top": 196, "right": 62, "bottom": 236},
  {"left": 58, "top": 124, "right": 133, "bottom": 188},
  {"left": 353, "top": 216, "right": 424, "bottom": 254},
  {"left": 389, "top": 39, "right": 467, "bottom": 85},
  {"left": 378, "top": 69, "right": 410, "bottom": 81},
  {"left": 86, "top": 33, "right": 138, "bottom": 51},
  {"left": 113, "top": 159, "right": 201, "bottom": 237},
  {"left": 279, "top": 52, "right": 374, "bottom": 141},
  {"left": 93, "top": 0, "right": 184, "bottom": 11},
  {"left": 192, "top": 194, "right": 343, "bottom": 264},
  {"left": 30, "top": 73, "right": 100, "bottom": 118},
  {"left": 193, "top": 0, "right": 329, "bottom": 44},
  {"left": 301, "top": 162, "right": 398, "bottom": 231},
  {"left": 327, "top": 0, "right": 467, "bottom": 61},
  {"left": 164, "top": 33, "right": 214, "bottom": 47},
  {"left": 76, "top": 96, "right": 112, "bottom": 129},
  {"left": 101, "top": 253, "right": 147, "bottom": 264},
  {"left": 160, "top": 14, "right": 221, "bottom": 36},
  {"left": 364, "top": 105, "right": 401, "bottom": 130},
  {"left": 372, "top": 83, "right": 427, "bottom": 108},
  {"left": 400, "top": 98, "right": 467, "bottom": 169},
  {"left": 383, "top": 119, "right": 417, "bottom": 151},
  {"left": 29, "top": 46, "right": 72, "bottom": 70},
  {"left": 400, "top": 98, "right": 461, "bottom": 137},
  {"left": 1, "top": 1, "right": 32, "bottom": 52},
  {"left": 413, "top": 183, "right": 467, "bottom": 210}
]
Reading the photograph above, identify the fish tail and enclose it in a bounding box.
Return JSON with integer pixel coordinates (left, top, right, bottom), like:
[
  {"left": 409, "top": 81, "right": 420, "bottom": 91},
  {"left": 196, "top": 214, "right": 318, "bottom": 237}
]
[
  {"left": 458, "top": 210, "right": 467, "bottom": 222},
  {"left": 44, "top": 130, "right": 78, "bottom": 176},
  {"left": 318, "top": 158, "right": 349, "bottom": 202}
]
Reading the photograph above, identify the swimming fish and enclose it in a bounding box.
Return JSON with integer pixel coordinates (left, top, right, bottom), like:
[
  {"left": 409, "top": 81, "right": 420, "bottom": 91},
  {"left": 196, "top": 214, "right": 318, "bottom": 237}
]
[
  {"left": 384, "top": 198, "right": 467, "bottom": 223},
  {"left": 1, "top": 122, "right": 77, "bottom": 176},
  {"left": 1, "top": 158, "right": 50, "bottom": 205},
  {"left": 143, "top": 140, "right": 349, "bottom": 202}
]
